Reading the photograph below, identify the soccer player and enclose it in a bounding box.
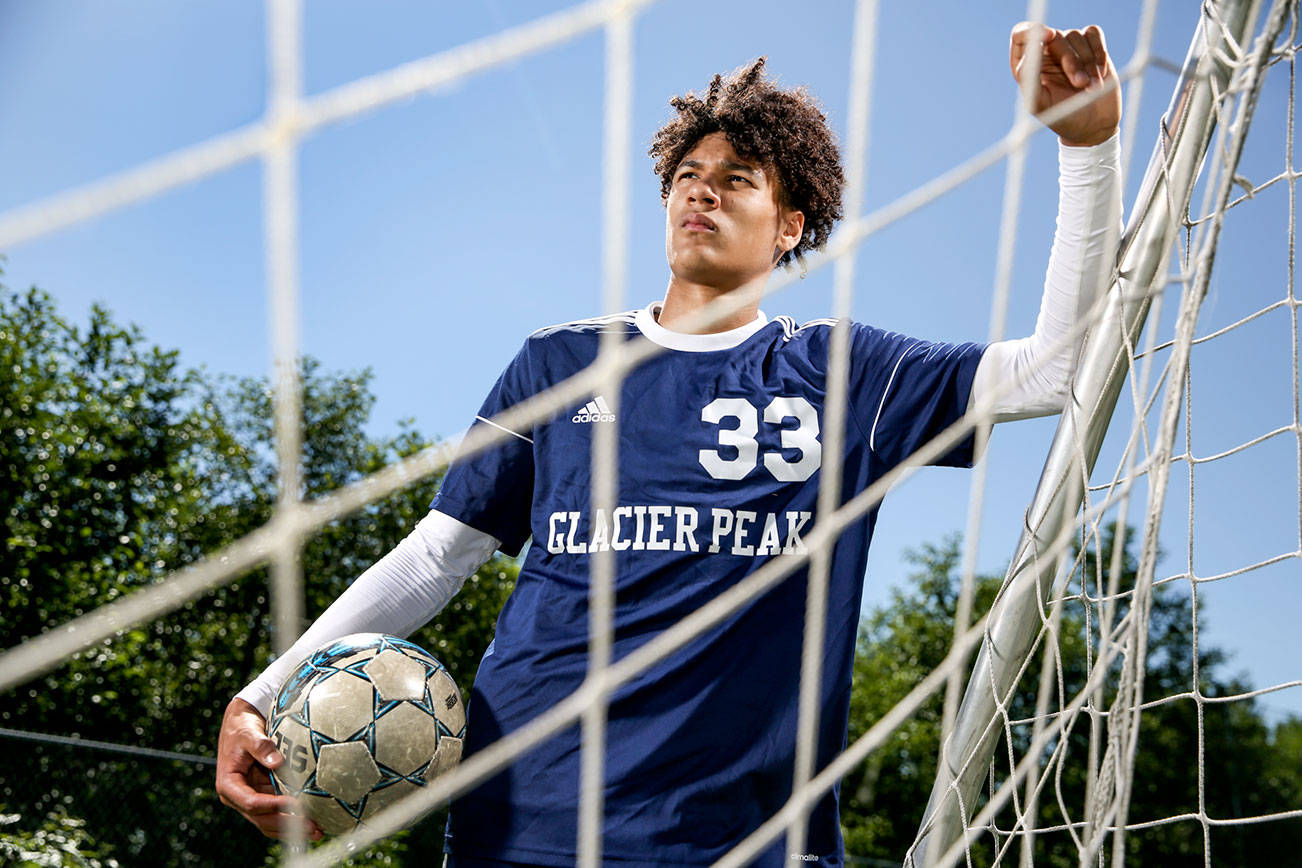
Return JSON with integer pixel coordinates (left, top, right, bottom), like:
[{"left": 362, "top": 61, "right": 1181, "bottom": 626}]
[{"left": 217, "top": 22, "right": 1123, "bottom": 867}]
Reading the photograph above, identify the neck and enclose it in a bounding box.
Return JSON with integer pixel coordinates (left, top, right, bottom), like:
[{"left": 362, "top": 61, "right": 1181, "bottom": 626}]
[{"left": 658, "top": 274, "right": 766, "bottom": 334}]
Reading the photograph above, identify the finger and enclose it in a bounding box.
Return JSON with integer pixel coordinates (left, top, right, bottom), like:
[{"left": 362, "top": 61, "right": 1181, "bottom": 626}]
[
  {"left": 1085, "top": 25, "right": 1111, "bottom": 77},
  {"left": 1064, "top": 30, "right": 1098, "bottom": 82},
  {"left": 1010, "top": 22, "right": 1055, "bottom": 81},
  {"left": 238, "top": 728, "right": 284, "bottom": 770},
  {"left": 1010, "top": 21, "right": 1030, "bottom": 76},
  {"left": 216, "top": 769, "right": 297, "bottom": 816},
  {"left": 216, "top": 773, "right": 324, "bottom": 840},
  {"left": 218, "top": 738, "right": 281, "bottom": 779},
  {"left": 1044, "top": 30, "right": 1089, "bottom": 89},
  {"left": 217, "top": 699, "right": 282, "bottom": 770},
  {"left": 245, "top": 764, "right": 279, "bottom": 796},
  {"left": 255, "top": 801, "right": 325, "bottom": 841},
  {"left": 246, "top": 810, "right": 325, "bottom": 841}
]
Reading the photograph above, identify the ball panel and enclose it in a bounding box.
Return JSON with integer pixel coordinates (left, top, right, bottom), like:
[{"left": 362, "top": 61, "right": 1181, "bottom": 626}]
[
  {"left": 268, "top": 716, "right": 316, "bottom": 793},
  {"left": 274, "top": 663, "right": 322, "bottom": 717},
  {"left": 384, "top": 636, "right": 432, "bottom": 656},
  {"left": 428, "top": 735, "right": 463, "bottom": 782},
  {"left": 302, "top": 792, "right": 361, "bottom": 836},
  {"left": 279, "top": 680, "right": 312, "bottom": 722},
  {"left": 427, "top": 669, "right": 466, "bottom": 736},
  {"left": 372, "top": 702, "right": 441, "bottom": 777},
  {"left": 315, "top": 742, "right": 382, "bottom": 804},
  {"left": 306, "top": 672, "right": 375, "bottom": 741},
  {"left": 364, "top": 649, "right": 428, "bottom": 702},
  {"left": 361, "top": 779, "right": 423, "bottom": 822},
  {"left": 325, "top": 650, "right": 380, "bottom": 671},
  {"left": 311, "top": 633, "right": 385, "bottom": 667}
]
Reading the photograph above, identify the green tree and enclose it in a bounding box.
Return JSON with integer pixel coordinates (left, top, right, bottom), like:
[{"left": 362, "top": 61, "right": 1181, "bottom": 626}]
[
  {"left": 840, "top": 531, "right": 1302, "bottom": 865},
  {"left": 0, "top": 806, "right": 119, "bottom": 868},
  {"left": 840, "top": 538, "right": 1004, "bottom": 858},
  {"left": 0, "top": 284, "right": 516, "bottom": 866}
]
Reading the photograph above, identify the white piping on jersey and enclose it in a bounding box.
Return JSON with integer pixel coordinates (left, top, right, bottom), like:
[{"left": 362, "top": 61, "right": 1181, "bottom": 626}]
[
  {"left": 776, "top": 315, "right": 840, "bottom": 342},
  {"left": 530, "top": 310, "right": 637, "bottom": 338},
  {"left": 801, "top": 318, "right": 840, "bottom": 331},
  {"left": 870, "top": 341, "right": 917, "bottom": 453},
  {"left": 475, "top": 415, "right": 534, "bottom": 444},
  {"left": 868, "top": 340, "right": 970, "bottom": 451}
]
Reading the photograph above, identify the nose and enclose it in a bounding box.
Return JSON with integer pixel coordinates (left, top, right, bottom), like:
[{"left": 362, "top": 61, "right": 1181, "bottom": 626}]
[{"left": 686, "top": 178, "right": 717, "bottom": 207}]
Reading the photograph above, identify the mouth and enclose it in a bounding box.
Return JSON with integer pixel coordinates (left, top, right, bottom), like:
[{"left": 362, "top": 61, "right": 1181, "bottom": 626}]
[{"left": 681, "top": 214, "right": 717, "bottom": 232}]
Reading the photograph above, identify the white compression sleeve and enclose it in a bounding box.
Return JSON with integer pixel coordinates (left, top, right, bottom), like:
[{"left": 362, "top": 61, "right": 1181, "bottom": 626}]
[
  {"left": 234, "top": 509, "right": 500, "bottom": 718},
  {"left": 972, "top": 133, "right": 1123, "bottom": 421}
]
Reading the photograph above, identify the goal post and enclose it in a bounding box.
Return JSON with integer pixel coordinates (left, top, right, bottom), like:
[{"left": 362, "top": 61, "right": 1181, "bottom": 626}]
[{"left": 908, "top": 1, "right": 1291, "bottom": 866}]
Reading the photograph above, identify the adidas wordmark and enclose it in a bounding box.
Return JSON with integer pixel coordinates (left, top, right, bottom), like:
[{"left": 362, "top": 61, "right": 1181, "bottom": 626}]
[{"left": 573, "top": 395, "right": 616, "bottom": 423}]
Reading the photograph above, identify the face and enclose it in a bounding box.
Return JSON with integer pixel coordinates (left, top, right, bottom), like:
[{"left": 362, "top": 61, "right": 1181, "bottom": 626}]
[{"left": 664, "top": 132, "right": 804, "bottom": 290}]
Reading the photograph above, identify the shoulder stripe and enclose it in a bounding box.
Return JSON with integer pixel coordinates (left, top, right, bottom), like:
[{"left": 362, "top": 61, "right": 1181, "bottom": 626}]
[
  {"left": 475, "top": 415, "right": 534, "bottom": 445},
  {"left": 530, "top": 310, "right": 638, "bottom": 337},
  {"left": 776, "top": 315, "right": 849, "bottom": 342}
]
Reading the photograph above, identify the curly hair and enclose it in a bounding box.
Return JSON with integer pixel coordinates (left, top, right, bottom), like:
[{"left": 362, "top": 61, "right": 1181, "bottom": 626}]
[{"left": 648, "top": 58, "right": 845, "bottom": 269}]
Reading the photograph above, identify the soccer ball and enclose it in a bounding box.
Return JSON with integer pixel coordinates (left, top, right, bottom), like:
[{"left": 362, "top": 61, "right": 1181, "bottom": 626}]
[{"left": 267, "top": 633, "right": 465, "bottom": 835}]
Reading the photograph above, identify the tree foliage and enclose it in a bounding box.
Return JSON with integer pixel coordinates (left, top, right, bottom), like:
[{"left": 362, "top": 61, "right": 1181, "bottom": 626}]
[
  {"left": 0, "top": 806, "right": 119, "bottom": 868},
  {"left": 841, "top": 532, "right": 1302, "bottom": 865},
  {"left": 0, "top": 285, "right": 516, "bottom": 866}
]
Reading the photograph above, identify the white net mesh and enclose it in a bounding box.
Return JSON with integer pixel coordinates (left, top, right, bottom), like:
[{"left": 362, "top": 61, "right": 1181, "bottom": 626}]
[
  {"left": 912, "top": 1, "right": 1302, "bottom": 865},
  {"left": 1, "top": 1, "right": 1299, "bottom": 866}
]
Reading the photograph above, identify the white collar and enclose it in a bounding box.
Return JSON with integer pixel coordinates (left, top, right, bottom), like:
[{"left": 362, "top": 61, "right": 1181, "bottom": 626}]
[{"left": 633, "top": 301, "right": 769, "bottom": 352}]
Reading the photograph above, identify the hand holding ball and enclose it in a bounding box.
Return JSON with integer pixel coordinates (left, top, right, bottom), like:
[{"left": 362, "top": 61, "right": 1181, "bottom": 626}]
[{"left": 267, "top": 633, "right": 465, "bottom": 835}]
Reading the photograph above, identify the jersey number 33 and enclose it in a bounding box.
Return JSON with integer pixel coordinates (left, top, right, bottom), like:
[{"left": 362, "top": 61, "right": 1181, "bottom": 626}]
[{"left": 698, "top": 396, "right": 821, "bottom": 482}]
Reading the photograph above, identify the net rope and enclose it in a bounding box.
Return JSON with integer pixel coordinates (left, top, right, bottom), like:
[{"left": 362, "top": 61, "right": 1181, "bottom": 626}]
[
  {"left": 909, "top": 3, "right": 1302, "bottom": 864},
  {"left": 0, "top": 726, "right": 216, "bottom": 767},
  {"left": 0, "top": 1, "right": 1297, "bottom": 866}
]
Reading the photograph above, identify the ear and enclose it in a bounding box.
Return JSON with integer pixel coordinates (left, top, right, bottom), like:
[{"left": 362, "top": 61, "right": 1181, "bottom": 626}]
[{"left": 777, "top": 208, "right": 805, "bottom": 254}]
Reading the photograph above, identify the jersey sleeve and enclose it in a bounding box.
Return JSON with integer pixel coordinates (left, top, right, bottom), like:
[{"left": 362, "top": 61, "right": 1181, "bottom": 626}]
[
  {"left": 430, "top": 340, "right": 537, "bottom": 556},
  {"left": 848, "top": 325, "right": 986, "bottom": 469}
]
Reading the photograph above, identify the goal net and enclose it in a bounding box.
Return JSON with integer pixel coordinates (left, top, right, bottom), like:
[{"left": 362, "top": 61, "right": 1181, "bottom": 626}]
[
  {"left": 0, "top": 0, "right": 1299, "bottom": 866},
  {"left": 910, "top": 0, "right": 1302, "bottom": 865}
]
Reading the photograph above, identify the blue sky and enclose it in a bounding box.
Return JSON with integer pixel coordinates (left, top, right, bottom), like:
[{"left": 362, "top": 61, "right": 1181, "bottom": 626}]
[{"left": 2, "top": 0, "right": 1300, "bottom": 723}]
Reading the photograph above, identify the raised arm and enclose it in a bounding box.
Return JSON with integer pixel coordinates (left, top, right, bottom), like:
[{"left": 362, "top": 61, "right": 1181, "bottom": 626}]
[
  {"left": 214, "top": 510, "right": 499, "bottom": 839},
  {"left": 972, "top": 23, "right": 1123, "bottom": 421}
]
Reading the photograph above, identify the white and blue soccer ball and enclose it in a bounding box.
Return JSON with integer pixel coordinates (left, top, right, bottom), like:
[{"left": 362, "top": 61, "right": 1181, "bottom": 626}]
[{"left": 267, "top": 633, "right": 466, "bottom": 835}]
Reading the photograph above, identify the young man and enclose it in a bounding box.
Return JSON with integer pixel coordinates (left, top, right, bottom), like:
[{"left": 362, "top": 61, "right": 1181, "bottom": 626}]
[{"left": 218, "top": 23, "right": 1122, "bottom": 867}]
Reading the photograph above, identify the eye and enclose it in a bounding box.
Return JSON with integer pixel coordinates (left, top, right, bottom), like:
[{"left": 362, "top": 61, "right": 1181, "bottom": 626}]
[
  {"left": 676, "top": 170, "right": 697, "bottom": 183},
  {"left": 728, "top": 174, "right": 754, "bottom": 185}
]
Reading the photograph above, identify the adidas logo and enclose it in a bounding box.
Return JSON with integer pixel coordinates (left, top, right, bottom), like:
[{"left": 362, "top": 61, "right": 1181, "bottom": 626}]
[{"left": 573, "top": 395, "right": 616, "bottom": 423}]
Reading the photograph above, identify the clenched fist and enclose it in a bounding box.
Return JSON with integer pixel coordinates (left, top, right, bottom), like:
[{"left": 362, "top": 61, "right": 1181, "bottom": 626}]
[{"left": 1011, "top": 23, "right": 1122, "bottom": 147}]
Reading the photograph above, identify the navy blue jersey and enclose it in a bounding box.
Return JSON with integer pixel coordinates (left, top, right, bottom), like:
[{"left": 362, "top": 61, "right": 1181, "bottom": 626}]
[{"left": 431, "top": 304, "right": 984, "bottom": 867}]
